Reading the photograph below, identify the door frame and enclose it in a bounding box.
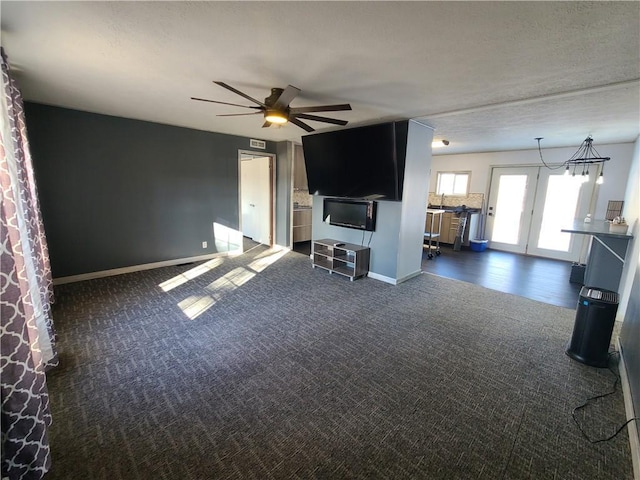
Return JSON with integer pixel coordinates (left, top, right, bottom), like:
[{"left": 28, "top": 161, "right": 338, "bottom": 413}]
[{"left": 238, "top": 150, "right": 276, "bottom": 247}]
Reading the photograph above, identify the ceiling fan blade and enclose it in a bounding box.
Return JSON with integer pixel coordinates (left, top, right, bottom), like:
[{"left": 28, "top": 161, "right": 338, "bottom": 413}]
[
  {"left": 213, "top": 82, "right": 266, "bottom": 107},
  {"left": 289, "top": 104, "right": 352, "bottom": 114},
  {"left": 262, "top": 121, "right": 272, "bottom": 128},
  {"left": 273, "top": 85, "right": 301, "bottom": 109},
  {"left": 294, "top": 113, "right": 348, "bottom": 126},
  {"left": 289, "top": 117, "right": 315, "bottom": 133},
  {"left": 217, "top": 112, "right": 263, "bottom": 117},
  {"left": 191, "top": 97, "right": 260, "bottom": 109}
]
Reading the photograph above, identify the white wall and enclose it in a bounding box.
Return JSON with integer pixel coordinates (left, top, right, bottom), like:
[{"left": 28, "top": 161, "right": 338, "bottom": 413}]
[
  {"left": 396, "top": 121, "right": 433, "bottom": 281},
  {"left": 431, "top": 142, "right": 635, "bottom": 219},
  {"left": 617, "top": 136, "right": 640, "bottom": 320}
]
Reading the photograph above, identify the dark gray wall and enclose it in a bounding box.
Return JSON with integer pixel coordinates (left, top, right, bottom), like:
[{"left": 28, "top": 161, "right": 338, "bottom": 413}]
[
  {"left": 24, "top": 102, "right": 278, "bottom": 278},
  {"left": 620, "top": 249, "right": 640, "bottom": 446}
]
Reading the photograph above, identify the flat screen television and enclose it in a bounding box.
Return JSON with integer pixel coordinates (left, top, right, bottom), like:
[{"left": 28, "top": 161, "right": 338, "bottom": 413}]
[
  {"left": 302, "top": 120, "right": 408, "bottom": 201},
  {"left": 323, "top": 198, "right": 377, "bottom": 231}
]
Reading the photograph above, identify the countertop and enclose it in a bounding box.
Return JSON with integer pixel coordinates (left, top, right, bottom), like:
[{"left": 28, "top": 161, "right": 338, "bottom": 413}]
[
  {"left": 561, "top": 220, "right": 632, "bottom": 239},
  {"left": 427, "top": 205, "right": 481, "bottom": 213}
]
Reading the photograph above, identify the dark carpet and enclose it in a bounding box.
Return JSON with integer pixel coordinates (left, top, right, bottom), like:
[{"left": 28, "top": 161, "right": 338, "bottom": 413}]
[{"left": 45, "top": 245, "right": 632, "bottom": 479}]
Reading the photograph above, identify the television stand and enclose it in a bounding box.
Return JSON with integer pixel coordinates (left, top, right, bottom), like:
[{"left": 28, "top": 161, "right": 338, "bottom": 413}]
[{"left": 312, "top": 238, "right": 370, "bottom": 281}]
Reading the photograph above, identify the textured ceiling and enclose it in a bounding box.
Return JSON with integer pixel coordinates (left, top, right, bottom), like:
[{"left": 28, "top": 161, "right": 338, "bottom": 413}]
[{"left": 2, "top": 1, "right": 639, "bottom": 154}]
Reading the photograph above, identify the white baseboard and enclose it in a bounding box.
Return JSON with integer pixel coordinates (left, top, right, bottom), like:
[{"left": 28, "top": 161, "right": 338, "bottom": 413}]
[
  {"left": 395, "top": 270, "right": 423, "bottom": 284},
  {"left": 367, "top": 270, "right": 422, "bottom": 285},
  {"left": 617, "top": 337, "right": 640, "bottom": 480},
  {"left": 53, "top": 249, "right": 242, "bottom": 285},
  {"left": 367, "top": 271, "right": 398, "bottom": 285}
]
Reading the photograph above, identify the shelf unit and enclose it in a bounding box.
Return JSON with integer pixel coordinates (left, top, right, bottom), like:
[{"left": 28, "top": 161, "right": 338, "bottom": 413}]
[
  {"left": 424, "top": 209, "right": 444, "bottom": 259},
  {"left": 312, "top": 238, "right": 370, "bottom": 281},
  {"left": 293, "top": 208, "right": 312, "bottom": 243}
]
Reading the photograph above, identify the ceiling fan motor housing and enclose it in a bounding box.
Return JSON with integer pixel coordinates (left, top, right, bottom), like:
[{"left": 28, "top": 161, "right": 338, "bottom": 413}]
[{"left": 265, "top": 88, "right": 285, "bottom": 107}]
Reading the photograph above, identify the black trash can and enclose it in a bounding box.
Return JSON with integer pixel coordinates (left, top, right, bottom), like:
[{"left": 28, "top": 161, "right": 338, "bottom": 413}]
[{"left": 566, "top": 286, "right": 619, "bottom": 368}]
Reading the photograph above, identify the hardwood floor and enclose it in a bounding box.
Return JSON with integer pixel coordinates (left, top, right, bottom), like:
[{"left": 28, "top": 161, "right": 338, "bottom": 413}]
[
  {"left": 421, "top": 246, "right": 581, "bottom": 309},
  {"left": 292, "top": 241, "right": 581, "bottom": 309}
]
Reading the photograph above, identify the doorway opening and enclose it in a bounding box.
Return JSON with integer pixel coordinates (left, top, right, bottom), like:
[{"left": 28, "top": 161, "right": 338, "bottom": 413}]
[{"left": 239, "top": 151, "right": 275, "bottom": 247}]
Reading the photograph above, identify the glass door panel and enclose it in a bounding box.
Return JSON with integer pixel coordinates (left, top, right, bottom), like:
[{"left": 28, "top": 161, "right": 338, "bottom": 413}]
[
  {"left": 486, "top": 167, "right": 538, "bottom": 254},
  {"left": 528, "top": 169, "right": 595, "bottom": 261},
  {"left": 492, "top": 175, "right": 528, "bottom": 244}
]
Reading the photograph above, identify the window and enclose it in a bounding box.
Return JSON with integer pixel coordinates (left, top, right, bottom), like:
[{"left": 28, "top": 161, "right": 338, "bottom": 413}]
[{"left": 436, "top": 171, "right": 470, "bottom": 195}]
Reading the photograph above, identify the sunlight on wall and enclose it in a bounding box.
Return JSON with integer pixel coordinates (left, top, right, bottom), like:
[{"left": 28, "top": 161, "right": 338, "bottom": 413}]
[
  {"left": 214, "top": 222, "right": 243, "bottom": 254},
  {"left": 177, "top": 246, "right": 289, "bottom": 320},
  {"left": 159, "top": 258, "right": 224, "bottom": 292}
]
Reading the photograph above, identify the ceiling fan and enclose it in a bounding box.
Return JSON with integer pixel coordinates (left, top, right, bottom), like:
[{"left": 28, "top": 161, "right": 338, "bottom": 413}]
[{"left": 191, "top": 82, "right": 352, "bottom": 132}]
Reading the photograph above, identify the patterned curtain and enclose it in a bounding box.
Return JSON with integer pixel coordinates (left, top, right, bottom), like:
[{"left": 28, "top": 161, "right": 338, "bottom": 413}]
[{"left": 1, "top": 48, "right": 57, "bottom": 480}]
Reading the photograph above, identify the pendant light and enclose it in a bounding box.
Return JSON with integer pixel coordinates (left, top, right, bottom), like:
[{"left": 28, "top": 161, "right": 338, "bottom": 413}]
[{"left": 535, "top": 136, "right": 610, "bottom": 184}]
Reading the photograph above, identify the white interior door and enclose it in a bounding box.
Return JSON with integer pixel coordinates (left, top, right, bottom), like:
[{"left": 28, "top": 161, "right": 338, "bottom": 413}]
[
  {"left": 240, "top": 155, "right": 271, "bottom": 244},
  {"left": 486, "top": 167, "right": 538, "bottom": 254}
]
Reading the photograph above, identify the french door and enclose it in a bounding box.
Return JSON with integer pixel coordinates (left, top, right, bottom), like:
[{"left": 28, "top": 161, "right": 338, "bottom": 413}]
[{"left": 486, "top": 166, "right": 597, "bottom": 261}]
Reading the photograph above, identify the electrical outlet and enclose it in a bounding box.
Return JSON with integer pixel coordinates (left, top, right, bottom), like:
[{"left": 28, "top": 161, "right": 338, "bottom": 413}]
[{"left": 202, "top": 241, "right": 207, "bottom": 249}]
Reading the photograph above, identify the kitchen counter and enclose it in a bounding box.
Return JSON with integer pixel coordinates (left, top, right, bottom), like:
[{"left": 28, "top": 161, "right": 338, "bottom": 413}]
[
  {"left": 561, "top": 219, "right": 632, "bottom": 292},
  {"left": 424, "top": 208, "right": 480, "bottom": 247},
  {"left": 427, "top": 205, "right": 481, "bottom": 213},
  {"left": 561, "top": 219, "right": 631, "bottom": 239}
]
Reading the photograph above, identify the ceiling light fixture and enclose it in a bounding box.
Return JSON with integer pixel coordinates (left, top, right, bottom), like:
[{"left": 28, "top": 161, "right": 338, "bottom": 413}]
[
  {"left": 432, "top": 139, "right": 450, "bottom": 148},
  {"left": 535, "top": 136, "right": 610, "bottom": 184},
  {"left": 264, "top": 110, "right": 288, "bottom": 124}
]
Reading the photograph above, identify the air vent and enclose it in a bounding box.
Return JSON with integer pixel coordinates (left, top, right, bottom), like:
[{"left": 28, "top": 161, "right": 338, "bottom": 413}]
[{"left": 250, "top": 139, "right": 266, "bottom": 149}]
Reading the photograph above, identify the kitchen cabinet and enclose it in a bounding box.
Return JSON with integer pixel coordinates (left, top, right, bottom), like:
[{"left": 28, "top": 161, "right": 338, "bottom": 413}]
[
  {"left": 436, "top": 211, "right": 479, "bottom": 246},
  {"left": 293, "top": 144, "right": 308, "bottom": 190},
  {"left": 440, "top": 212, "right": 453, "bottom": 244},
  {"left": 293, "top": 208, "right": 312, "bottom": 243}
]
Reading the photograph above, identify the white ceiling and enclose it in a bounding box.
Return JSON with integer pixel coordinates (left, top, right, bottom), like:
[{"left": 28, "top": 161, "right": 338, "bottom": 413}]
[{"left": 2, "top": 1, "right": 639, "bottom": 154}]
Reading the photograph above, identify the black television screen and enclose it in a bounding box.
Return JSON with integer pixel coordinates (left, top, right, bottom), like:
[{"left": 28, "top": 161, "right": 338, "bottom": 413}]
[
  {"left": 301, "top": 121, "right": 408, "bottom": 201},
  {"left": 323, "top": 198, "right": 376, "bottom": 231}
]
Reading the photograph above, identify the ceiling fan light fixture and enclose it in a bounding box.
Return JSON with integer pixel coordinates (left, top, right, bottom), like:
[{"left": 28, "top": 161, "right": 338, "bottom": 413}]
[{"left": 264, "top": 110, "right": 288, "bottom": 124}]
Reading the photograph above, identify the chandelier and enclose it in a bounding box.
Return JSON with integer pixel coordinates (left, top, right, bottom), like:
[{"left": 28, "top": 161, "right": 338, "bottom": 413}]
[{"left": 536, "top": 136, "right": 610, "bottom": 184}]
